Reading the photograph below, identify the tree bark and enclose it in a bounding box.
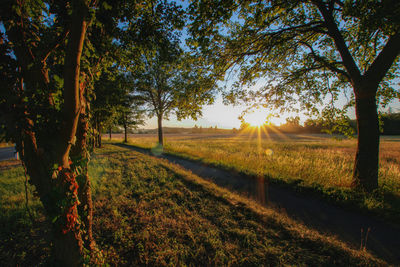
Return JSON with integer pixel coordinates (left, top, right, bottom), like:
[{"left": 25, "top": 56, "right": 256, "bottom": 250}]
[
  {"left": 109, "top": 127, "right": 112, "bottom": 140},
  {"left": 53, "top": 0, "right": 89, "bottom": 264},
  {"left": 60, "top": 0, "right": 88, "bottom": 168},
  {"left": 98, "top": 122, "right": 102, "bottom": 148},
  {"left": 124, "top": 118, "right": 128, "bottom": 143},
  {"left": 70, "top": 75, "right": 97, "bottom": 260},
  {"left": 157, "top": 114, "right": 163, "bottom": 146},
  {"left": 353, "top": 91, "right": 380, "bottom": 192}
]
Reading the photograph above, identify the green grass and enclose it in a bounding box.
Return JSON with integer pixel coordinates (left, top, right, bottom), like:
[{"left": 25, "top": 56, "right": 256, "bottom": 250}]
[
  {"left": 127, "top": 133, "right": 400, "bottom": 223},
  {"left": 0, "top": 160, "right": 50, "bottom": 265},
  {"left": 0, "top": 145, "right": 385, "bottom": 265}
]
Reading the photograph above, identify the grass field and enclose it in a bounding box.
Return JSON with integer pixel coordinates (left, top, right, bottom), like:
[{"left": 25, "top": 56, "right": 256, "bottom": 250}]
[
  {"left": 125, "top": 133, "right": 400, "bottom": 223},
  {"left": 0, "top": 144, "right": 384, "bottom": 265},
  {"left": 0, "top": 142, "right": 13, "bottom": 148}
]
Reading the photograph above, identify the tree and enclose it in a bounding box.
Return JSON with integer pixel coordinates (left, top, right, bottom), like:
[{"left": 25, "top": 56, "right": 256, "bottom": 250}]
[
  {"left": 92, "top": 68, "right": 123, "bottom": 148},
  {"left": 0, "top": 0, "right": 93, "bottom": 264},
  {"left": 115, "top": 75, "right": 146, "bottom": 143},
  {"left": 0, "top": 0, "right": 132, "bottom": 264},
  {"left": 124, "top": 1, "right": 216, "bottom": 146},
  {"left": 132, "top": 48, "right": 215, "bottom": 145},
  {"left": 118, "top": 103, "right": 145, "bottom": 143},
  {"left": 189, "top": 0, "right": 400, "bottom": 192}
]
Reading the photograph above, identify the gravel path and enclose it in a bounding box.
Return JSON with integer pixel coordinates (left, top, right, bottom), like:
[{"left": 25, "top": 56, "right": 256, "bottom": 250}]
[
  {"left": 115, "top": 143, "right": 400, "bottom": 264},
  {"left": 0, "top": 147, "right": 15, "bottom": 161}
]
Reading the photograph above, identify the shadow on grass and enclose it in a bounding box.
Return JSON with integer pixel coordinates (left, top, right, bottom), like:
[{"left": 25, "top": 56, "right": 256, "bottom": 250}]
[{"left": 115, "top": 142, "right": 400, "bottom": 264}]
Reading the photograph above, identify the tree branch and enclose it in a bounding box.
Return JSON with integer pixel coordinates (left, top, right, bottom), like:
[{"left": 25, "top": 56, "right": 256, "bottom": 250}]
[
  {"left": 41, "top": 29, "right": 70, "bottom": 62},
  {"left": 300, "top": 41, "right": 350, "bottom": 80},
  {"left": 314, "top": 1, "right": 362, "bottom": 85},
  {"left": 364, "top": 31, "right": 400, "bottom": 89}
]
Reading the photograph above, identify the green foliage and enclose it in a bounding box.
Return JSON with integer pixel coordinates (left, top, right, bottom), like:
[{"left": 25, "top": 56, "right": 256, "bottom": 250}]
[
  {"left": 129, "top": 42, "right": 216, "bottom": 124},
  {"left": 92, "top": 69, "right": 145, "bottom": 135},
  {"left": 381, "top": 112, "right": 400, "bottom": 135},
  {"left": 188, "top": 0, "right": 400, "bottom": 133},
  {"left": 119, "top": 1, "right": 216, "bottom": 128}
]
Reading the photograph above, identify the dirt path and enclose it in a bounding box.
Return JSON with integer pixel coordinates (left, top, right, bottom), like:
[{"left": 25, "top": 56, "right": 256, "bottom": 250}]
[
  {"left": 0, "top": 147, "right": 15, "bottom": 161},
  {"left": 115, "top": 143, "right": 400, "bottom": 264}
]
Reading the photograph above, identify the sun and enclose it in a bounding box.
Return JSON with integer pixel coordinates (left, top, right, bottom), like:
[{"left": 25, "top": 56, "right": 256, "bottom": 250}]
[
  {"left": 243, "top": 111, "right": 268, "bottom": 127},
  {"left": 243, "top": 109, "right": 286, "bottom": 127}
]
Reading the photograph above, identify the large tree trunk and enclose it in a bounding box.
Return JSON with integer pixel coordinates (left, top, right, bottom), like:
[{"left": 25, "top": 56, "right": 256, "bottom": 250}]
[
  {"left": 18, "top": 126, "right": 85, "bottom": 267},
  {"left": 13, "top": 0, "right": 91, "bottom": 264},
  {"left": 157, "top": 114, "right": 163, "bottom": 146},
  {"left": 95, "top": 119, "right": 102, "bottom": 148},
  {"left": 353, "top": 92, "right": 380, "bottom": 192},
  {"left": 98, "top": 123, "right": 102, "bottom": 148},
  {"left": 53, "top": 0, "right": 89, "bottom": 264},
  {"left": 4, "top": 0, "right": 95, "bottom": 262},
  {"left": 70, "top": 79, "right": 97, "bottom": 262},
  {"left": 315, "top": 1, "right": 400, "bottom": 193},
  {"left": 124, "top": 118, "right": 128, "bottom": 143}
]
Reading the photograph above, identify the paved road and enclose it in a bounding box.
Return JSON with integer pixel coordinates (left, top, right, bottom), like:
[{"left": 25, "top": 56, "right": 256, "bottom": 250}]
[
  {"left": 116, "top": 143, "right": 400, "bottom": 265},
  {"left": 0, "top": 147, "right": 15, "bottom": 161}
]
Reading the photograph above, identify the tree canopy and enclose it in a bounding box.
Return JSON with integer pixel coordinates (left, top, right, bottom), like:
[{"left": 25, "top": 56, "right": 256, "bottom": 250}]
[
  {"left": 188, "top": 0, "right": 400, "bottom": 191},
  {"left": 189, "top": 0, "right": 400, "bottom": 116},
  {"left": 123, "top": 1, "right": 216, "bottom": 145}
]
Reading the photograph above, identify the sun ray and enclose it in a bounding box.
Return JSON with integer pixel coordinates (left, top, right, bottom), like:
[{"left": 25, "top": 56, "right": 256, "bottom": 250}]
[
  {"left": 267, "top": 124, "right": 290, "bottom": 140},
  {"left": 257, "top": 125, "right": 263, "bottom": 157},
  {"left": 260, "top": 124, "right": 271, "bottom": 141}
]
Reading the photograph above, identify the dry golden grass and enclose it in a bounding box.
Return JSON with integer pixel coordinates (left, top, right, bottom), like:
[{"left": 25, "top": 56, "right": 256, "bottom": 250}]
[
  {"left": 127, "top": 133, "right": 400, "bottom": 190},
  {"left": 126, "top": 133, "right": 400, "bottom": 222}
]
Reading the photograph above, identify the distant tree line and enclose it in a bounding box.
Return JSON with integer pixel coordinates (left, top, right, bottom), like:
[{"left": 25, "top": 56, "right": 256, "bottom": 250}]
[{"left": 280, "top": 113, "right": 400, "bottom": 135}]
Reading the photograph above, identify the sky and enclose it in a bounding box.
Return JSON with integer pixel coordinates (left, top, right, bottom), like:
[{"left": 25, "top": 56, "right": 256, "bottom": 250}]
[
  {"left": 140, "top": 0, "right": 400, "bottom": 130},
  {"left": 144, "top": 96, "right": 244, "bottom": 129},
  {"left": 141, "top": 94, "right": 400, "bottom": 129}
]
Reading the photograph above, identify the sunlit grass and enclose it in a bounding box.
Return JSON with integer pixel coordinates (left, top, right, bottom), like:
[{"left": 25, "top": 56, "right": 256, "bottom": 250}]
[
  {"left": 0, "top": 145, "right": 385, "bottom": 265},
  {"left": 91, "top": 145, "right": 382, "bottom": 265},
  {"left": 0, "top": 160, "right": 49, "bottom": 265},
  {"left": 127, "top": 133, "right": 400, "bottom": 222}
]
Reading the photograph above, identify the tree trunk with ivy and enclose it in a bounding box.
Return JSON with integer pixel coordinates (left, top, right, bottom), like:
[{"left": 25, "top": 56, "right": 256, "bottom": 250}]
[
  {"left": 70, "top": 75, "right": 97, "bottom": 262},
  {"left": 2, "top": 0, "right": 98, "bottom": 265}
]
